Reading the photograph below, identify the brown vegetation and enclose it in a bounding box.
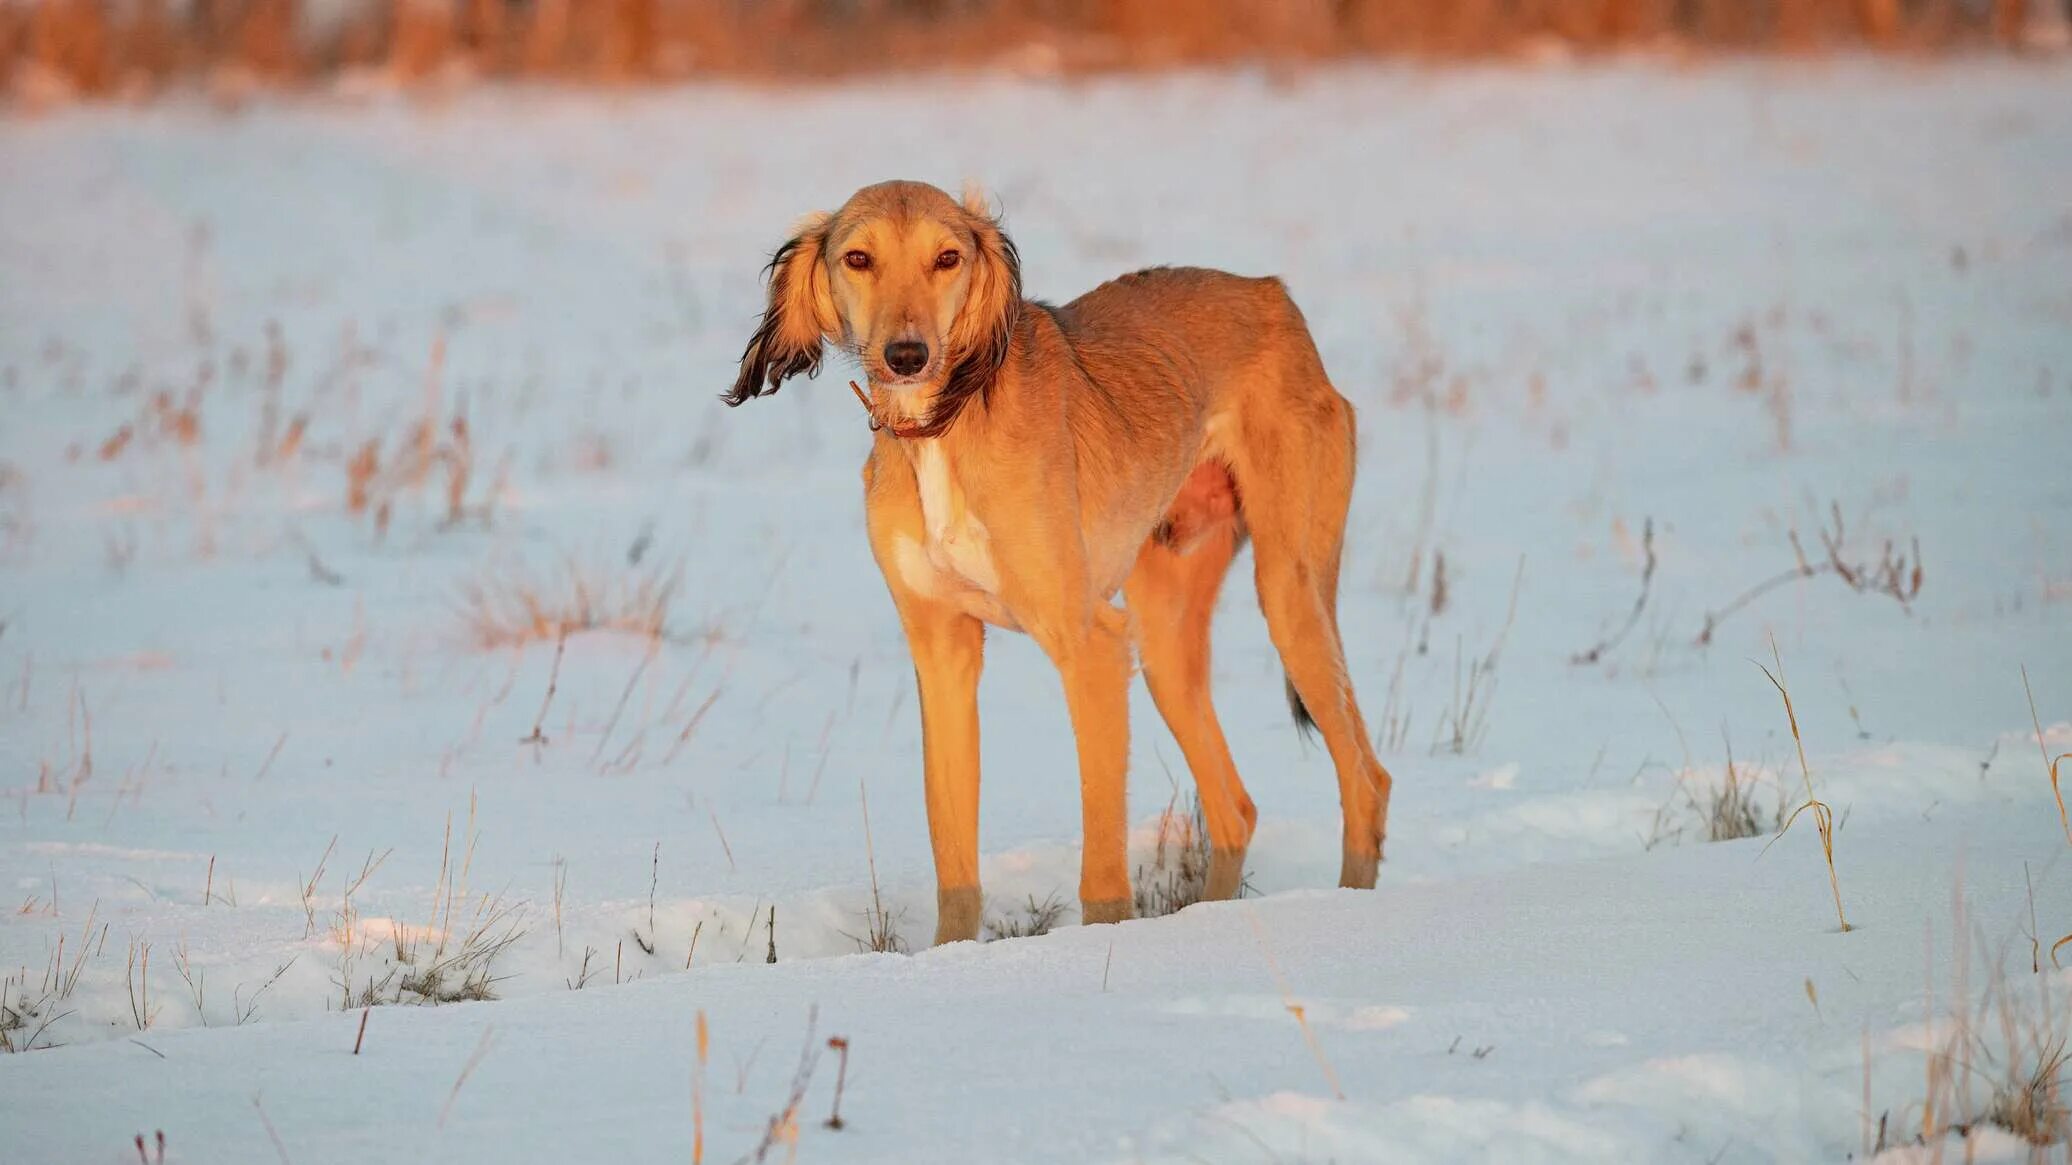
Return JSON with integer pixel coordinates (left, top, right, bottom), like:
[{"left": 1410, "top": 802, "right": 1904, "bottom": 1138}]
[
  {"left": 3, "top": 0, "right": 2059, "bottom": 107},
  {"left": 457, "top": 556, "right": 679, "bottom": 651}
]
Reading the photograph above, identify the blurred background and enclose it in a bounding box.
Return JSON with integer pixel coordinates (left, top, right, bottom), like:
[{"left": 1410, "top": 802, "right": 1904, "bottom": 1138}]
[{"left": 7, "top": 0, "right": 2072, "bottom": 107}]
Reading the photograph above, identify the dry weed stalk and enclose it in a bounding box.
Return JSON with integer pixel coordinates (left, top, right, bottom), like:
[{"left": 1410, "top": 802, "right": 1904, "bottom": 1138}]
[
  {"left": 592, "top": 642, "right": 662, "bottom": 770},
  {"left": 299, "top": 834, "right": 337, "bottom": 938},
  {"left": 694, "top": 1009, "right": 710, "bottom": 1164},
  {"left": 252, "top": 1094, "right": 291, "bottom": 1165},
  {"left": 733, "top": 1006, "right": 823, "bottom": 1165},
  {"left": 823, "top": 1036, "right": 851, "bottom": 1130},
  {"left": 1698, "top": 502, "right": 1922, "bottom": 646},
  {"left": 437, "top": 1025, "right": 498, "bottom": 1129},
  {"left": 552, "top": 857, "right": 567, "bottom": 959},
  {"left": 1572, "top": 518, "right": 1655, "bottom": 665},
  {"left": 709, "top": 807, "right": 737, "bottom": 873},
  {"left": 171, "top": 937, "right": 205, "bottom": 1020},
  {"left": 234, "top": 957, "right": 294, "bottom": 1025},
  {"left": 2021, "top": 667, "right": 2072, "bottom": 849},
  {"left": 1244, "top": 909, "right": 1344, "bottom": 1101},
  {"left": 1432, "top": 557, "right": 1523, "bottom": 755},
  {"left": 566, "top": 947, "right": 600, "bottom": 991},
  {"left": 520, "top": 631, "right": 567, "bottom": 756},
  {"left": 1758, "top": 638, "right": 1851, "bottom": 932},
  {"left": 633, "top": 842, "right": 660, "bottom": 956},
  {"left": 123, "top": 936, "right": 157, "bottom": 1031},
  {"left": 848, "top": 779, "right": 904, "bottom": 954},
  {"left": 2026, "top": 668, "right": 2072, "bottom": 970}
]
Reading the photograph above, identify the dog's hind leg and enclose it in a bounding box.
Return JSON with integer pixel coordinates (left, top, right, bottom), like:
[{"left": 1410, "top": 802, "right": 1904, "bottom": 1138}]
[
  {"left": 1227, "top": 376, "right": 1394, "bottom": 889},
  {"left": 1126, "top": 486, "right": 1255, "bottom": 900}
]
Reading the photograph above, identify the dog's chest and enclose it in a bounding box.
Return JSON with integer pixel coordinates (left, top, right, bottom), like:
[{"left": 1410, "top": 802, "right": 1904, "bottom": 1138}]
[{"left": 893, "top": 444, "right": 1009, "bottom": 618}]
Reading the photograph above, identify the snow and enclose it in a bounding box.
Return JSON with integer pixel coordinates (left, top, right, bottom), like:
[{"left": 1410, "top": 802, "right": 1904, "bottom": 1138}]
[{"left": 3, "top": 56, "right": 2072, "bottom": 1163}]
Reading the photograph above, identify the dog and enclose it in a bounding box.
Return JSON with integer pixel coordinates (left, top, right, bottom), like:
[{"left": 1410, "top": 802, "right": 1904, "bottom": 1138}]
[{"left": 726, "top": 180, "right": 1393, "bottom": 945}]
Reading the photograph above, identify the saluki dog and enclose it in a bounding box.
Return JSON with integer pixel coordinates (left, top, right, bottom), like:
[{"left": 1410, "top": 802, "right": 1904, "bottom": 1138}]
[{"left": 726, "top": 180, "right": 1393, "bottom": 944}]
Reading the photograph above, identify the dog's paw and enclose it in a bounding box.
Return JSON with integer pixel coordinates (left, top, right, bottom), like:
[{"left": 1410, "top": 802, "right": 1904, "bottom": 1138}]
[{"left": 1080, "top": 897, "right": 1132, "bottom": 926}]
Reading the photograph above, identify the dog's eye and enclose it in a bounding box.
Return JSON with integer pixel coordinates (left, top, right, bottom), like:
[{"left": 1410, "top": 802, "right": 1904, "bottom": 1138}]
[
  {"left": 843, "top": 251, "right": 872, "bottom": 271},
  {"left": 934, "top": 250, "right": 962, "bottom": 271}
]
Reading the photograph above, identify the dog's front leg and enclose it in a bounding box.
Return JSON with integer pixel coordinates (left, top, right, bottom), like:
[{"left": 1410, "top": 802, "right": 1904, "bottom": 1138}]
[
  {"left": 1029, "top": 603, "right": 1134, "bottom": 926},
  {"left": 898, "top": 600, "right": 987, "bottom": 945}
]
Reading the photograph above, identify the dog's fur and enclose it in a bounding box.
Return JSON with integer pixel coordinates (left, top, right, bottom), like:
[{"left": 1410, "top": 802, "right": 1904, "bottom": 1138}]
[{"left": 727, "top": 180, "right": 1393, "bottom": 944}]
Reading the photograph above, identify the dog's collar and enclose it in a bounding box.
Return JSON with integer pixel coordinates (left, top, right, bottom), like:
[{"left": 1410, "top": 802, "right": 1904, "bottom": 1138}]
[{"left": 849, "top": 380, "right": 932, "bottom": 440}]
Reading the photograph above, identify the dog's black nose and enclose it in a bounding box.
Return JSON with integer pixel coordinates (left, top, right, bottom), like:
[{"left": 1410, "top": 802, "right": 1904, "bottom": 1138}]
[{"left": 883, "top": 341, "right": 930, "bottom": 377}]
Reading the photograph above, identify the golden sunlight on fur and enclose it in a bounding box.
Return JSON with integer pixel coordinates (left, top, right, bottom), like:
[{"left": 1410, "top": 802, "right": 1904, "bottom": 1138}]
[{"left": 727, "top": 179, "right": 1394, "bottom": 944}]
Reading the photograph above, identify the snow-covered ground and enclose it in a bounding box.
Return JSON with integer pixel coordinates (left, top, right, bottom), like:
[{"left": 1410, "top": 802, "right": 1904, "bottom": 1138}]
[{"left": 3, "top": 58, "right": 2071, "bottom": 1163}]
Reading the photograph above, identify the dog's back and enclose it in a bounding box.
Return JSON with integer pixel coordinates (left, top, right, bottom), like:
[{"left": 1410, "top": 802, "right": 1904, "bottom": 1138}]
[{"left": 1045, "top": 266, "right": 1319, "bottom": 390}]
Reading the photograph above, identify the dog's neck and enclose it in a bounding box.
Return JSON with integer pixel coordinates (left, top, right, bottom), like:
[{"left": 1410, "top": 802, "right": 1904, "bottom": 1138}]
[
  {"left": 848, "top": 379, "right": 932, "bottom": 440},
  {"left": 854, "top": 372, "right": 984, "bottom": 442},
  {"left": 875, "top": 378, "right": 939, "bottom": 427}
]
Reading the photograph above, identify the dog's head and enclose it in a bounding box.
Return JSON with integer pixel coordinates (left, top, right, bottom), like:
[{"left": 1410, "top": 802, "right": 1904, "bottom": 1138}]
[{"left": 724, "top": 180, "right": 1020, "bottom": 434}]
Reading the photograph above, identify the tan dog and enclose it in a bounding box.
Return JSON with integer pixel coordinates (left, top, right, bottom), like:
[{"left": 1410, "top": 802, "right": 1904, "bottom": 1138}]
[{"left": 726, "top": 180, "right": 1393, "bottom": 944}]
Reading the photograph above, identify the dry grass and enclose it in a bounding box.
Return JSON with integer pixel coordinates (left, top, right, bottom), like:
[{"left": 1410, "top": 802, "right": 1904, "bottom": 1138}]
[
  {"left": 987, "top": 893, "right": 1070, "bottom": 941},
  {"left": 457, "top": 557, "right": 680, "bottom": 651},
  {"left": 1572, "top": 517, "right": 1656, "bottom": 666},
  {"left": 734, "top": 1006, "right": 826, "bottom": 1164},
  {"left": 3, "top": 0, "right": 2054, "bottom": 109},
  {"left": 2023, "top": 667, "right": 2072, "bottom": 850},
  {"left": 1245, "top": 907, "right": 1345, "bottom": 1101},
  {"left": 1647, "top": 735, "right": 1789, "bottom": 849},
  {"left": 1759, "top": 637, "right": 1851, "bottom": 932},
  {"left": 845, "top": 779, "right": 906, "bottom": 955},
  {"left": 1698, "top": 501, "right": 1923, "bottom": 648},
  {"left": 1432, "top": 556, "right": 1523, "bottom": 756},
  {"left": 1979, "top": 1033, "right": 2070, "bottom": 1147},
  {"left": 1133, "top": 791, "right": 1227, "bottom": 920},
  {"left": 693, "top": 1009, "right": 710, "bottom": 1164},
  {"left": 1701, "top": 744, "right": 1785, "bottom": 843},
  {"left": 1872, "top": 906, "right": 2072, "bottom": 1156},
  {"left": 342, "top": 335, "right": 506, "bottom": 540},
  {"left": 331, "top": 798, "right": 529, "bottom": 1008},
  {"left": 1, "top": 900, "right": 107, "bottom": 1052}
]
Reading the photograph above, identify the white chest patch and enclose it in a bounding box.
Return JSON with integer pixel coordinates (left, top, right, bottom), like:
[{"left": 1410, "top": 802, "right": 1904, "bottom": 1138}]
[{"left": 899, "top": 443, "right": 1002, "bottom": 600}]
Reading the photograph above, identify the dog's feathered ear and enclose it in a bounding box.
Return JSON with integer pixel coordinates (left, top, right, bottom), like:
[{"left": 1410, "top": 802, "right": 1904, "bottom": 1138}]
[
  {"left": 725, "top": 213, "right": 837, "bottom": 407},
  {"left": 949, "top": 186, "right": 1021, "bottom": 363},
  {"left": 907, "top": 187, "right": 1021, "bottom": 438}
]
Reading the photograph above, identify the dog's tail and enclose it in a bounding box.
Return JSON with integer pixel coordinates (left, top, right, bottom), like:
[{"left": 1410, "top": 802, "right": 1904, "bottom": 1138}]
[{"left": 1284, "top": 675, "right": 1317, "bottom": 741}]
